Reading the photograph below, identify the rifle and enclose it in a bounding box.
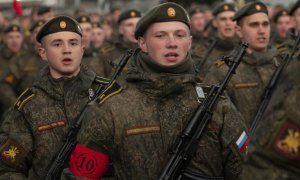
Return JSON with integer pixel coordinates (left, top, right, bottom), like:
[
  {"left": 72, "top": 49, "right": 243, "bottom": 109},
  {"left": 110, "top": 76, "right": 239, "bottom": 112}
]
[
  {"left": 44, "top": 49, "right": 133, "bottom": 180},
  {"left": 250, "top": 33, "right": 300, "bottom": 135},
  {"left": 196, "top": 38, "right": 217, "bottom": 71},
  {"left": 159, "top": 42, "right": 248, "bottom": 180}
]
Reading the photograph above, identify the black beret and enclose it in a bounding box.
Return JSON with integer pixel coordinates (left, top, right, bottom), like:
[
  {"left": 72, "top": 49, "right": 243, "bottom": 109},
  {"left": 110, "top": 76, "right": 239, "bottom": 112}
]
[
  {"left": 289, "top": 0, "right": 300, "bottom": 15},
  {"left": 188, "top": 6, "right": 204, "bottom": 16},
  {"left": 37, "top": 6, "right": 52, "bottom": 16},
  {"left": 91, "top": 22, "right": 102, "bottom": 29},
  {"left": 36, "top": 15, "right": 82, "bottom": 43},
  {"left": 212, "top": 2, "right": 236, "bottom": 16},
  {"left": 76, "top": 15, "right": 91, "bottom": 23},
  {"left": 135, "top": 2, "right": 190, "bottom": 39},
  {"left": 4, "top": 24, "right": 22, "bottom": 34},
  {"left": 30, "top": 20, "right": 46, "bottom": 33},
  {"left": 232, "top": 1, "right": 268, "bottom": 22},
  {"left": 273, "top": 9, "right": 289, "bottom": 23},
  {"left": 117, "top": 9, "right": 142, "bottom": 24}
]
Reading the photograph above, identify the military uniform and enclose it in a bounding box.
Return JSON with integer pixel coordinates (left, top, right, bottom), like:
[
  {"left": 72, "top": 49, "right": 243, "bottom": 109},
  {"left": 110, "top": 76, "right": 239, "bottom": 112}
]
[
  {"left": 204, "top": 46, "right": 281, "bottom": 128},
  {"left": 0, "top": 15, "right": 108, "bottom": 179},
  {"left": 69, "top": 3, "right": 247, "bottom": 179},
  {"left": 0, "top": 66, "right": 104, "bottom": 179},
  {"left": 241, "top": 59, "right": 300, "bottom": 180}
]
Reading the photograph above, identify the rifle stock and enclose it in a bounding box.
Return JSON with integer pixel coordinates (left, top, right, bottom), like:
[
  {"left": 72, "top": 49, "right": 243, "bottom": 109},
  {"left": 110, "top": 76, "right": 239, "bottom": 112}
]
[
  {"left": 250, "top": 34, "right": 300, "bottom": 135},
  {"left": 44, "top": 49, "right": 133, "bottom": 180},
  {"left": 159, "top": 42, "right": 248, "bottom": 180}
]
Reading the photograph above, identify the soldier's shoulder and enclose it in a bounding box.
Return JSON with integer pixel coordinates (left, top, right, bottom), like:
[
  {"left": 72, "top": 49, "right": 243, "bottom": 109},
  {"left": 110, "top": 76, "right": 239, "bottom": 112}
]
[
  {"left": 96, "top": 80, "right": 123, "bottom": 105},
  {"left": 99, "top": 42, "right": 116, "bottom": 55},
  {"left": 14, "top": 88, "right": 36, "bottom": 110}
]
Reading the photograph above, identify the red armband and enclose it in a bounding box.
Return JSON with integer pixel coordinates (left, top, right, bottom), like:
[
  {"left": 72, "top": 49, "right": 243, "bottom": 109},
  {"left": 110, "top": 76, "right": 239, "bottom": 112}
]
[{"left": 70, "top": 144, "right": 109, "bottom": 179}]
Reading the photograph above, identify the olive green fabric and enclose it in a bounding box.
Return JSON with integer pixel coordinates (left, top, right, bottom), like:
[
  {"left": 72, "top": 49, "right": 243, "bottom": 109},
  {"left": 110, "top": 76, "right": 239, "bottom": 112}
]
[
  {"left": 118, "top": 9, "right": 142, "bottom": 24},
  {"left": 289, "top": 0, "right": 300, "bottom": 15},
  {"left": 241, "top": 59, "right": 300, "bottom": 180},
  {"left": 0, "top": 65, "right": 103, "bottom": 179},
  {"left": 75, "top": 49, "right": 247, "bottom": 179},
  {"left": 232, "top": 1, "right": 268, "bottom": 22},
  {"left": 204, "top": 46, "right": 282, "bottom": 129},
  {"left": 135, "top": 2, "right": 190, "bottom": 39},
  {"left": 212, "top": 2, "right": 236, "bottom": 16},
  {"left": 36, "top": 15, "right": 82, "bottom": 43}
]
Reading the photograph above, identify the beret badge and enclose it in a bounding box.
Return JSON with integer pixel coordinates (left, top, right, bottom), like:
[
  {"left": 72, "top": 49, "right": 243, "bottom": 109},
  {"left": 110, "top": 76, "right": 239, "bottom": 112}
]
[
  {"left": 255, "top": 4, "right": 261, "bottom": 11},
  {"left": 167, "top": 7, "right": 176, "bottom": 17},
  {"left": 60, "top": 21, "right": 67, "bottom": 29}
]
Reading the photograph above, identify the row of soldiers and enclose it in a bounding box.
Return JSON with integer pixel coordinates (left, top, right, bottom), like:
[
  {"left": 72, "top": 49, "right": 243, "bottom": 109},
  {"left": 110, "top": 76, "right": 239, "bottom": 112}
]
[{"left": 0, "top": 0, "right": 299, "bottom": 179}]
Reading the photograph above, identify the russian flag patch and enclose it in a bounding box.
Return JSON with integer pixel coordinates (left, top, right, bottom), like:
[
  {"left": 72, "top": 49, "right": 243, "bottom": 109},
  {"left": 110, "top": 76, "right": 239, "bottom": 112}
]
[{"left": 236, "top": 131, "right": 249, "bottom": 153}]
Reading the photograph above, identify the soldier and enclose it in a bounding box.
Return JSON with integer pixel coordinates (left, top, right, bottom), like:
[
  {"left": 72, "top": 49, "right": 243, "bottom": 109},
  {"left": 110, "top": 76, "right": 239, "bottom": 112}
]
[
  {"left": 9, "top": 20, "right": 47, "bottom": 95},
  {"left": 0, "top": 24, "right": 24, "bottom": 116},
  {"left": 204, "top": 1, "right": 282, "bottom": 129},
  {"left": 68, "top": 2, "right": 247, "bottom": 179},
  {"left": 189, "top": 6, "right": 206, "bottom": 47},
  {"left": 76, "top": 15, "right": 110, "bottom": 77},
  {"left": 192, "top": 2, "right": 238, "bottom": 80},
  {"left": 91, "top": 22, "right": 106, "bottom": 50},
  {"left": 98, "top": 9, "right": 141, "bottom": 81},
  {"left": 0, "top": 15, "right": 107, "bottom": 179},
  {"left": 271, "top": 9, "right": 292, "bottom": 47},
  {"left": 241, "top": 58, "right": 300, "bottom": 180}
]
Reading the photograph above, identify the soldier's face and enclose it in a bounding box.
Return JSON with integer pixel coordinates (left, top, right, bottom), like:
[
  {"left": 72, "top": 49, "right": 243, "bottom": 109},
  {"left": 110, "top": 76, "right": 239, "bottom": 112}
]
[
  {"left": 119, "top": 17, "right": 140, "bottom": 44},
  {"left": 138, "top": 21, "right": 192, "bottom": 66},
  {"left": 190, "top": 12, "right": 205, "bottom": 32},
  {"left": 38, "top": 32, "right": 84, "bottom": 79},
  {"left": 80, "top": 22, "right": 92, "bottom": 48},
  {"left": 292, "top": 8, "right": 300, "bottom": 31},
  {"left": 213, "top": 11, "right": 236, "bottom": 39},
  {"left": 276, "top": 16, "right": 292, "bottom": 38},
  {"left": 236, "top": 13, "right": 270, "bottom": 53},
  {"left": 3, "top": 31, "right": 23, "bottom": 53},
  {"left": 92, "top": 27, "right": 106, "bottom": 48}
]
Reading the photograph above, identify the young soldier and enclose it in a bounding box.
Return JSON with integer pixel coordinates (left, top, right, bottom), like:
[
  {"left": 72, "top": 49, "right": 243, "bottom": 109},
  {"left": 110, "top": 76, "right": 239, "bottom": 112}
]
[
  {"left": 271, "top": 9, "right": 292, "bottom": 47},
  {"left": 204, "top": 1, "right": 282, "bottom": 129},
  {"left": 68, "top": 3, "right": 247, "bottom": 179},
  {"left": 0, "top": 24, "right": 24, "bottom": 117},
  {"left": 193, "top": 2, "right": 238, "bottom": 80},
  {"left": 0, "top": 15, "right": 107, "bottom": 179},
  {"left": 76, "top": 14, "right": 110, "bottom": 77}
]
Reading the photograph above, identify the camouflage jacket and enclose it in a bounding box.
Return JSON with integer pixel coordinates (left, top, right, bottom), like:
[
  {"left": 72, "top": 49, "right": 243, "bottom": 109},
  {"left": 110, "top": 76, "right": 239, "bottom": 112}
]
[
  {"left": 242, "top": 60, "right": 300, "bottom": 180},
  {"left": 204, "top": 46, "right": 281, "bottom": 129},
  {"left": 0, "top": 65, "right": 104, "bottom": 179},
  {"left": 75, "top": 50, "right": 247, "bottom": 180}
]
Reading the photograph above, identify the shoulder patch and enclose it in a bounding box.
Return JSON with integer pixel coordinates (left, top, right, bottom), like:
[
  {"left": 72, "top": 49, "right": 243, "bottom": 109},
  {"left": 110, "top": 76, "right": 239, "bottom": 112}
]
[
  {"left": 214, "top": 59, "right": 225, "bottom": 67},
  {"left": 100, "top": 46, "right": 115, "bottom": 55},
  {"left": 0, "top": 138, "right": 27, "bottom": 167},
  {"left": 96, "top": 81, "right": 123, "bottom": 105},
  {"left": 272, "top": 120, "right": 300, "bottom": 160},
  {"left": 14, "top": 88, "right": 35, "bottom": 110}
]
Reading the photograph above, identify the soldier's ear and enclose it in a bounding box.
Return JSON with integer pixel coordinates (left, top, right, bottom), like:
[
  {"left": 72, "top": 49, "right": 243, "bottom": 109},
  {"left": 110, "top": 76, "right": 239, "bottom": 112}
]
[
  {"left": 138, "top": 36, "right": 148, "bottom": 53},
  {"left": 38, "top": 46, "right": 47, "bottom": 62},
  {"left": 235, "top": 25, "right": 242, "bottom": 38}
]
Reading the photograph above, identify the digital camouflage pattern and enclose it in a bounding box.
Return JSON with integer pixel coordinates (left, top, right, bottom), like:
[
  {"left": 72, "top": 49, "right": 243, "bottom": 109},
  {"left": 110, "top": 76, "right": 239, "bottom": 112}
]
[
  {"left": 204, "top": 46, "right": 281, "bottom": 129},
  {"left": 241, "top": 59, "right": 300, "bottom": 180},
  {"left": 192, "top": 36, "right": 239, "bottom": 81},
  {"left": 75, "top": 49, "right": 247, "bottom": 180},
  {"left": 0, "top": 65, "right": 102, "bottom": 179}
]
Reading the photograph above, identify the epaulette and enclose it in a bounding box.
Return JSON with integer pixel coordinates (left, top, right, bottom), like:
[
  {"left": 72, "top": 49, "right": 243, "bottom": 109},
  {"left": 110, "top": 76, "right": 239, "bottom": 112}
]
[
  {"left": 195, "top": 83, "right": 226, "bottom": 102},
  {"left": 94, "top": 76, "right": 110, "bottom": 85},
  {"left": 14, "top": 88, "right": 35, "bottom": 110},
  {"left": 214, "top": 59, "right": 225, "bottom": 67},
  {"left": 100, "top": 46, "right": 115, "bottom": 55},
  {"left": 96, "top": 80, "right": 123, "bottom": 105}
]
